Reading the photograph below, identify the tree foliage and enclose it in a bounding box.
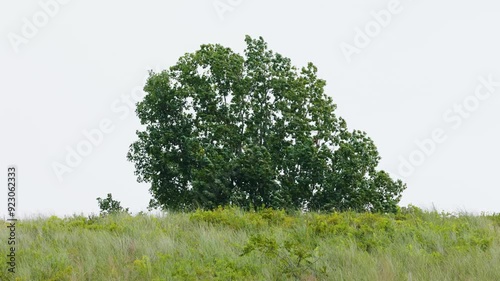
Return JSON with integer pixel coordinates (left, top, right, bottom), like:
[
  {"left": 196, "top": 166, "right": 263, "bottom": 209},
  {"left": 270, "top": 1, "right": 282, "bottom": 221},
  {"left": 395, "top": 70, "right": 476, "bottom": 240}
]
[
  {"left": 96, "top": 193, "right": 129, "bottom": 215},
  {"left": 127, "top": 36, "right": 406, "bottom": 212}
]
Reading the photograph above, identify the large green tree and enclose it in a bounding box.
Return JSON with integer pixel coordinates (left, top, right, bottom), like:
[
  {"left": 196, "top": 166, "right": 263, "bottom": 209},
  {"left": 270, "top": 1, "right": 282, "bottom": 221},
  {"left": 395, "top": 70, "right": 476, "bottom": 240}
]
[{"left": 127, "top": 36, "right": 405, "bottom": 212}]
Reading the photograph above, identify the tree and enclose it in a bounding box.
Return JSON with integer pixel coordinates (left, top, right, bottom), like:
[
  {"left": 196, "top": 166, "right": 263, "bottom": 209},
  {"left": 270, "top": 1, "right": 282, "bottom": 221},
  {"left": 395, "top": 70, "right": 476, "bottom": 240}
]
[
  {"left": 96, "top": 193, "right": 129, "bottom": 215},
  {"left": 127, "top": 36, "right": 406, "bottom": 212}
]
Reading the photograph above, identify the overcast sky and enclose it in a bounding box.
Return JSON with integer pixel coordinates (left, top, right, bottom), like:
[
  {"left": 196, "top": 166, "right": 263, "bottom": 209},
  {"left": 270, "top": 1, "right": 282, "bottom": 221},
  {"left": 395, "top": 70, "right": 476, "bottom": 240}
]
[{"left": 1, "top": 0, "right": 499, "bottom": 217}]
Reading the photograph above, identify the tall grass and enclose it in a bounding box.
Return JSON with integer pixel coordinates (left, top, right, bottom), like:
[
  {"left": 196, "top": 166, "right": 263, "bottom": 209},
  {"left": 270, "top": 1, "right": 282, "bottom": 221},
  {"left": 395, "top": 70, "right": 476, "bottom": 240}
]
[{"left": 1, "top": 206, "right": 499, "bottom": 280}]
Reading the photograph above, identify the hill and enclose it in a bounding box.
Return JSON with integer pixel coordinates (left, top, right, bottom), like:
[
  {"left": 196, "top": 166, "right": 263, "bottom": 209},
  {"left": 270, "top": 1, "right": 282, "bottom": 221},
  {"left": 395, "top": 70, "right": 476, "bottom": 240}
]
[{"left": 1, "top": 206, "right": 499, "bottom": 280}]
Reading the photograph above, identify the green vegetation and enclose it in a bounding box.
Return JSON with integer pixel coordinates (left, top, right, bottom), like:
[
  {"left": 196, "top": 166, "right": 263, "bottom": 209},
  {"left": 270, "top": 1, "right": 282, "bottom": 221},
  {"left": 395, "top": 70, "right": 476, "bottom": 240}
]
[
  {"left": 96, "top": 193, "right": 130, "bottom": 216},
  {"left": 127, "top": 36, "right": 405, "bottom": 212},
  {"left": 2, "top": 206, "right": 500, "bottom": 280}
]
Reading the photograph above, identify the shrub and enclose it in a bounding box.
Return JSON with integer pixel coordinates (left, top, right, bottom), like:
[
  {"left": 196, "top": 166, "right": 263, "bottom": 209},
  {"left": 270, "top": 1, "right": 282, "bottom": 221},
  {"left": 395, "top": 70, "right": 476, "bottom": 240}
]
[{"left": 96, "top": 193, "right": 130, "bottom": 216}]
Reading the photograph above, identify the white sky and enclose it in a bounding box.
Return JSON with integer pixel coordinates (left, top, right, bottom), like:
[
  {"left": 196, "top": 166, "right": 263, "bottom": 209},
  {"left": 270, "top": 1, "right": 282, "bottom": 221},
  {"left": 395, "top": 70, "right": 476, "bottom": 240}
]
[{"left": 1, "top": 0, "right": 499, "bottom": 217}]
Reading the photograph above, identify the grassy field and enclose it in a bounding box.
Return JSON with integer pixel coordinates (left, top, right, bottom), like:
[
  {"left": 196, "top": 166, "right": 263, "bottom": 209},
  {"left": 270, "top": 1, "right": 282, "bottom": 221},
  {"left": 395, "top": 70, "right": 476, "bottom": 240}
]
[{"left": 1, "top": 206, "right": 499, "bottom": 281}]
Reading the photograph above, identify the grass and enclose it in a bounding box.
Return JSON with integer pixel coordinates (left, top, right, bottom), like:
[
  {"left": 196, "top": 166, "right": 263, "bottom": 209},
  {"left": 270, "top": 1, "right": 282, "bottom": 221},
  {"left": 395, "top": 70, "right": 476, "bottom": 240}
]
[{"left": 1, "top": 206, "right": 500, "bottom": 280}]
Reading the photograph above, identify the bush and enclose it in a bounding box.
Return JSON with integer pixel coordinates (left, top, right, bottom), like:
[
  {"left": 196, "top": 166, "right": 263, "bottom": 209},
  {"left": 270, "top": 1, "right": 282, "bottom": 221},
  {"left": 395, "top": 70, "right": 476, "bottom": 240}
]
[{"left": 96, "top": 193, "right": 129, "bottom": 216}]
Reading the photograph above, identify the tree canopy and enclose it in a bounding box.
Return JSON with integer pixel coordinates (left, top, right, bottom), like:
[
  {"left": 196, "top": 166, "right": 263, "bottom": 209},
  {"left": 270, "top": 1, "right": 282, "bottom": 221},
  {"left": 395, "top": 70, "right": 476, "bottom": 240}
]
[{"left": 127, "top": 36, "right": 406, "bottom": 212}]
